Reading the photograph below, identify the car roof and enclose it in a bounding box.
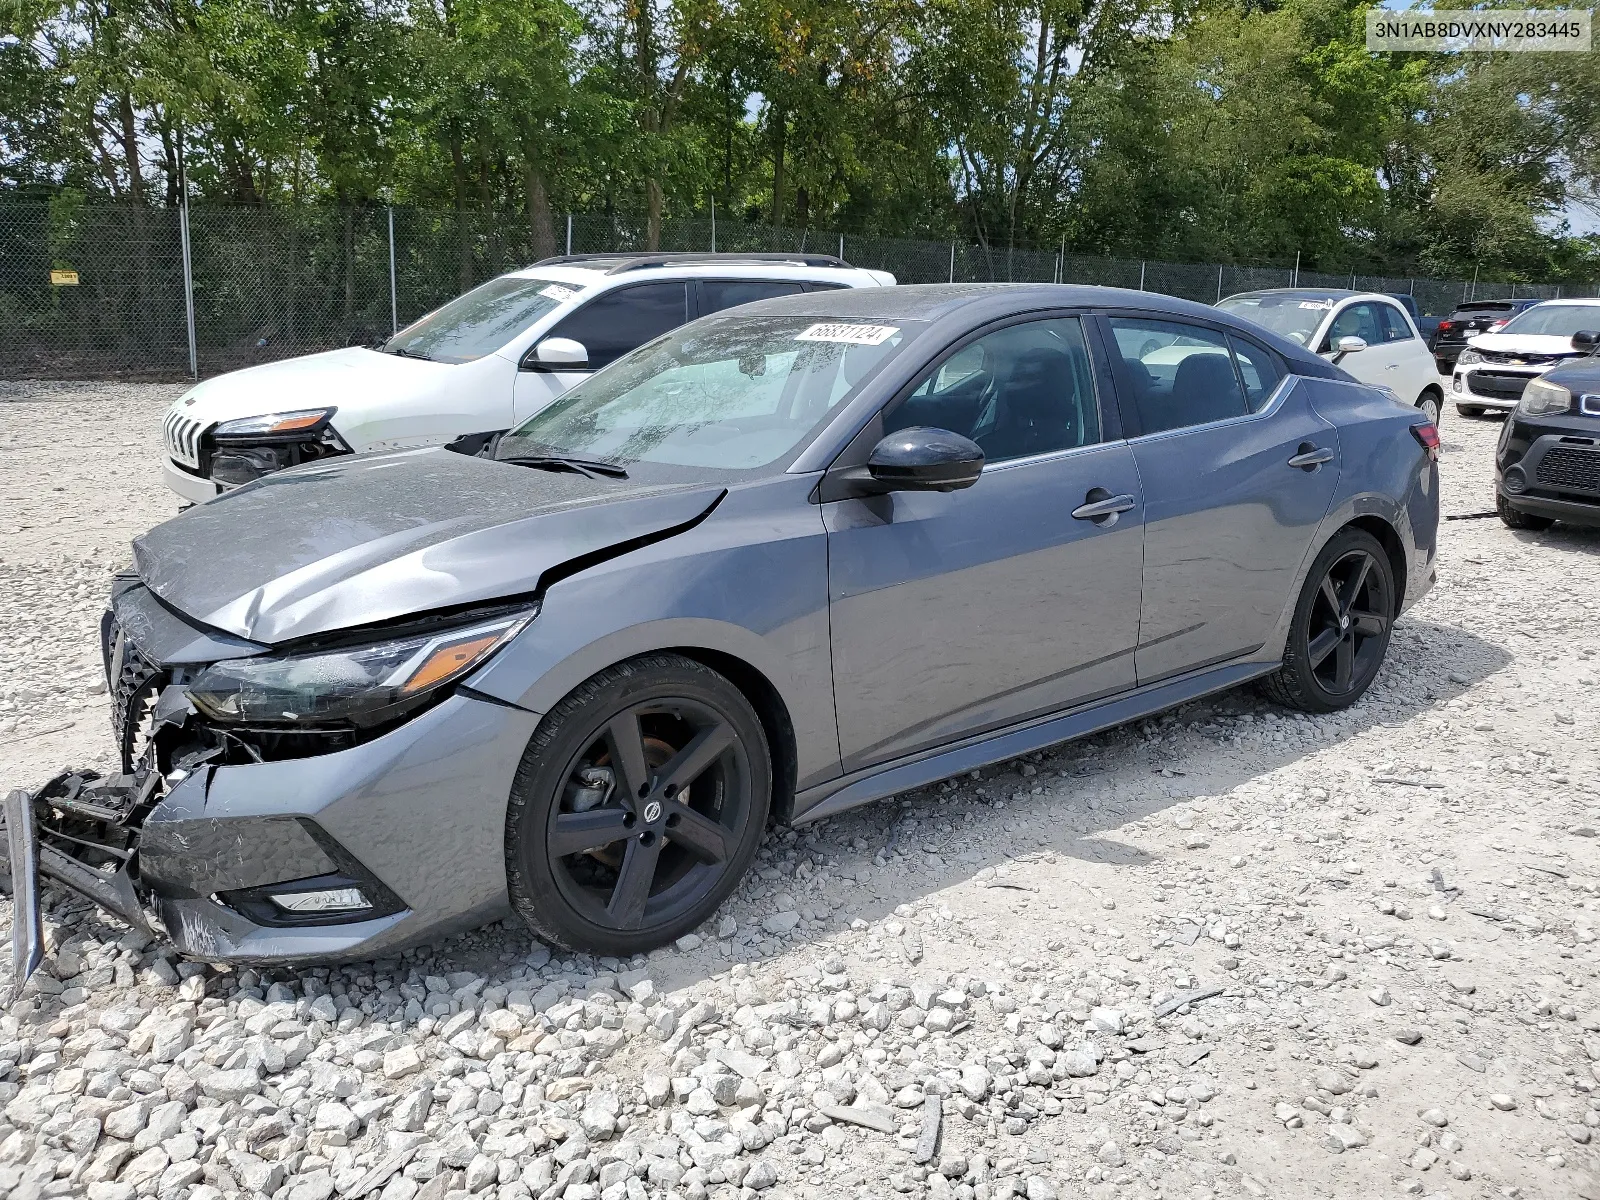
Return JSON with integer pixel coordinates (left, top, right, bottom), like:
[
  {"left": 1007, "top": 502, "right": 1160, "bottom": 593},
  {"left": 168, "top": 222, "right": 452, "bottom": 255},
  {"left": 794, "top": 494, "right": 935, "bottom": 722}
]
[
  {"left": 1450, "top": 297, "right": 1545, "bottom": 311},
  {"left": 1221, "top": 288, "right": 1411, "bottom": 307},
  {"left": 503, "top": 253, "right": 886, "bottom": 288},
  {"left": 735, "top": 283, "right": 1342, "bottom": 376}
]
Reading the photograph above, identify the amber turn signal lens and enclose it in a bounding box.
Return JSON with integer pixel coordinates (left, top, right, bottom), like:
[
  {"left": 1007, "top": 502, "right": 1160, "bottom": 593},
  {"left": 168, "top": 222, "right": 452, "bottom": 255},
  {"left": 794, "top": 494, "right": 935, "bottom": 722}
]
[{"left": 398, "top": 633, "right": 503, "bottom": 695}]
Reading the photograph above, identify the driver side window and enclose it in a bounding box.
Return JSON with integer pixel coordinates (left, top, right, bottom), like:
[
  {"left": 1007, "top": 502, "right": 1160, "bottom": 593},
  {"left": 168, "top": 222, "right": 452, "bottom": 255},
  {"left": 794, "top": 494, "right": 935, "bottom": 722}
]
[{"left": 883, "top": 318, "right": 1102, "bottom": 463}]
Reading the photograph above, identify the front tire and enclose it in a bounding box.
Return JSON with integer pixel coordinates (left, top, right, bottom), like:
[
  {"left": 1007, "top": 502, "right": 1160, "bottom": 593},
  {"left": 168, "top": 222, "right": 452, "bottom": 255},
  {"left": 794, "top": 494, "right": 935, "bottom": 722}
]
[
  {"left": 504, "top": 654, "right": 770, "bottom": 956},
  {"left": 1262, "top": 529, "right": 1395, "bottom": 714},
  {"left": 1497, "top": 493, "right": 1554, "bottom": 531},
  {"left": 1456, "top": 403, "right": 1485, "bottom": 418}
]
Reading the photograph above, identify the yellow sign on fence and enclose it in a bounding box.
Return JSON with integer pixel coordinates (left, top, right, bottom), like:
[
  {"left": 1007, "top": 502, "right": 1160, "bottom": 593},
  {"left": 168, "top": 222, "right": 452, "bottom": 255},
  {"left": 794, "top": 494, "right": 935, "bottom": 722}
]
[{"left": 50, "top": 269, "right": 80, "bottom": 286}]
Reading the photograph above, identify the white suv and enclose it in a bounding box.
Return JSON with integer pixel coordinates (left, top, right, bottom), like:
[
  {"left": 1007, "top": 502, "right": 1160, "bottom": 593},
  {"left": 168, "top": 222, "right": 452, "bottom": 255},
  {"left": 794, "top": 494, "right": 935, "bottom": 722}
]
[
  {"left": 160, "top": 253, "right": 895, "bottom": 503},
  {"left": 1217, "top": 289, "right": 1444, "bottom": 422},
  {"left": 1451, "top": 297, "right": 1600, "bottom": 416}
]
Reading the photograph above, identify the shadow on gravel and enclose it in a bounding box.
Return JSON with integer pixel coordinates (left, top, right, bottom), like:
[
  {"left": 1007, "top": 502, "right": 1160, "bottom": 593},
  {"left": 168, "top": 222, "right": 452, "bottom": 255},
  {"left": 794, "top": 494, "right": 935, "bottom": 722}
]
[{"left": 12, "top": 619, "right": 1514, "bottom": 1011}]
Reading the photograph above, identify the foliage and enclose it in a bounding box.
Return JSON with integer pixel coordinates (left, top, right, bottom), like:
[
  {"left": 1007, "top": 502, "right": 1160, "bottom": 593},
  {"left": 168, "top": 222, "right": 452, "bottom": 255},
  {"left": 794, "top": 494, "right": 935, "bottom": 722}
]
[{"left": 2, "top": 0, "right": 1597, "bottom": 279}]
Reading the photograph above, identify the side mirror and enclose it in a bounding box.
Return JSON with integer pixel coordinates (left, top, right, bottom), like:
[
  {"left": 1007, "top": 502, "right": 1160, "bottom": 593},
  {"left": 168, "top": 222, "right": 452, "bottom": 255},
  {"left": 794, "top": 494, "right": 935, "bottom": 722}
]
[
  {"left": 866, "top": 427, "right": 984, "bottom": 492},
  {"left": 1572, "top": 330, "right": 1600, "bottom": 353},
  {"left": 1336, "top": 336, "right": 1367, "bottom": 355},
  {"left": 531, "top": 337, "right": 588, "bottom": 368}
]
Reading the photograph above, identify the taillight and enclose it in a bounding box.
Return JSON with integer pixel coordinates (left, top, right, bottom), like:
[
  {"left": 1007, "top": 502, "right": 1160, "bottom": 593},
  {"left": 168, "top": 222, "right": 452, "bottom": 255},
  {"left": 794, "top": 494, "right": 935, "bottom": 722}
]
[
  {"left": 1439, "top": 320, "right": 1453, "bottom": 332},
  {"left": 1411, "top": 422, "right": 1440, "bottom": 461},
  {"left": 1487, "top": 320, "right": 1507, "bottom": 332}
]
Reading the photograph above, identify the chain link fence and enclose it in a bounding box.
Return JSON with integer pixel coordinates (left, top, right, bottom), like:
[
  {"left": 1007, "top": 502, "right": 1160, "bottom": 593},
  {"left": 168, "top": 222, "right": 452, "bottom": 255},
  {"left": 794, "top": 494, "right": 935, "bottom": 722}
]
[{"left": 1, "top": 198, "right": 1590, "bottom": 381}]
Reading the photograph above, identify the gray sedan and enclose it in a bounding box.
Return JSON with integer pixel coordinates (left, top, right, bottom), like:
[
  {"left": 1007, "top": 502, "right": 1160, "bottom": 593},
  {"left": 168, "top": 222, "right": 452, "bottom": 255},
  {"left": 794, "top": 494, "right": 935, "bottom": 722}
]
[{"left": 7, "top": 284, "right": 1440, "bottom": 975}]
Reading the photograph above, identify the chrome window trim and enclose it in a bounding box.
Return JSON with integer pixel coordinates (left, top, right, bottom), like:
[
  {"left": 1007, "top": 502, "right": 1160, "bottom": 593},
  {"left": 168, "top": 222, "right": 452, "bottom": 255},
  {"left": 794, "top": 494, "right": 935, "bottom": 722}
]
[{"left": 1124, "top": 373, "right": 1297, "bottom": 447}]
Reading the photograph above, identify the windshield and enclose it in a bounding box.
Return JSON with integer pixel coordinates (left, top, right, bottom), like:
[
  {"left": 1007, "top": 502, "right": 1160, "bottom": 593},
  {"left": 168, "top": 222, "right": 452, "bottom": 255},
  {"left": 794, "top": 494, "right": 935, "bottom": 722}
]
[
  {"left": 1216, "top": 293, "right": 1334, "bottom": 346},
  {"left": 383, "top": 276, "right": 581, "bottom": 363},
  {"left": 1498, "top": 304, "right": 1600, "bottom": 337},
  {"left": 497, "top": 314, "right": 919, "bottom": 471}
]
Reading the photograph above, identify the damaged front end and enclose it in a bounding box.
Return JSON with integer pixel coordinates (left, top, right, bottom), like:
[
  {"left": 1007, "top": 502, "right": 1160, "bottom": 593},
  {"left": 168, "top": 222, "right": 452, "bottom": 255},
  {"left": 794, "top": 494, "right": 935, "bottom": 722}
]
[{"left": 5, "top": 579, "right": 411, "bottom": 996}]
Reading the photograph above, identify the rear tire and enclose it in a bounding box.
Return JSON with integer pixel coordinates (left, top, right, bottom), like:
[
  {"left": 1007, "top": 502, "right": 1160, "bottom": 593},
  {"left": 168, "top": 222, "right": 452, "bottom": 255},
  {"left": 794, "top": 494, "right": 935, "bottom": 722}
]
[
  {"left": 1417, "top": 390, "right": 1442, "bottom": 425},
  {"left": 1262, "top": 529, "right": 1395, "bottom": 714},
  {"left": 504, "top": 654, "right": 770, "bottom": 956},
  {"left": 1455, "top": 403, "right": 1485, "bottom": 418},
  {"left": 1435, "top": 358, "right": 1452, "bottom": 374},
  {"left": 1497, "top": 493, "right": 1554, "bottom": 531}
]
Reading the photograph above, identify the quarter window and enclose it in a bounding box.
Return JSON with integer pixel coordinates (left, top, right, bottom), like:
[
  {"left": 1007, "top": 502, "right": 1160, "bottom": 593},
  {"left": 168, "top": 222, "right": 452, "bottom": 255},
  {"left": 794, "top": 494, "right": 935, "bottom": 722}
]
[
  {"left": 1228, "top": 336, "right": 1285, "bottom": 412},
  {"left": 885, "top": 317, "right": 1101, "bottom": 462},
  {"left": 699, "top": 280, "right": 806, "bottom": 316},
  {"left": 545, "top": 283, "right": 689, "bottom": 370},
  {"left": 1106, "top": 318, "right": 1248, "bottom": 434}
]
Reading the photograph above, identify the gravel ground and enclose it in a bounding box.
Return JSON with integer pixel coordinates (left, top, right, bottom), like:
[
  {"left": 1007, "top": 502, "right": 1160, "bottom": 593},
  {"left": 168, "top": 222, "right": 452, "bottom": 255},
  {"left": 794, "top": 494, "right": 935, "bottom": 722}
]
[{"left": 1, "top": 380, "right": 1598, "bottom": 1200}]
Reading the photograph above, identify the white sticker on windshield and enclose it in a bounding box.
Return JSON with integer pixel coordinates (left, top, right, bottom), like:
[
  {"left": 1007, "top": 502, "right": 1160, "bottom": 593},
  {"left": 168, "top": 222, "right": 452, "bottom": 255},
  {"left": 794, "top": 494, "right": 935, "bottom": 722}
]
[
  {"left": 540, "top": 284, "right": 579, "bottom": 303},
  {"left": 795, "top": 322, "right": 900, "bottom": 345},
  {"left": 1298, "top": 300, "right": 1332, "bottom": 310}
]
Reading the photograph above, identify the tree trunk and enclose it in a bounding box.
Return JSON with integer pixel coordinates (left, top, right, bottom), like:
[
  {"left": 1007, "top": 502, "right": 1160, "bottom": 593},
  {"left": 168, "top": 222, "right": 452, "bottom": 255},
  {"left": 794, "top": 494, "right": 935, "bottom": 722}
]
[
  {"left": 342, "top": 203, "right": 355, "bottom": 328},
  {"left": 525, "top": 156, "right": 556, "bottom": 261},
  {"left": 117, "top": 92, "right": 144, "bottom": 205},
  {"left": 646, "top": 178, "right": 664, "bottom": 250},
  {"left": 771, "top": 105, "right": 786, "bottom": 227},
  {"left": 795, "top": 186, "right": 809, "bottom": 231},
  {"left": 450, "top": 134, "right": 472, "bottom": 293}
]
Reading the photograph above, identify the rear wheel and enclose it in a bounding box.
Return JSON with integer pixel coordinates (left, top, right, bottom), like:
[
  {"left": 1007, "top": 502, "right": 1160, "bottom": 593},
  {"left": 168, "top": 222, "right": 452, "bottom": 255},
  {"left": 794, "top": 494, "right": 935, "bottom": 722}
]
[
  {"left": 1497, "top": 493, "right": 1554, "bottom": 531},
  {"left": 1456, "top": 403, "right": 1486, "bottom": 418},
  {"left": 505, "top": 654, "right": 770, "bottom": 955},
  {"left": 1417, "top": 390, "right": 1442, "bottom": 425},
  {"left": 1262, "top": 529, "right": 1395, "bottom": 714},
  {"left": 1435, "top": 357, "right": 1452, "bottom": 375}
]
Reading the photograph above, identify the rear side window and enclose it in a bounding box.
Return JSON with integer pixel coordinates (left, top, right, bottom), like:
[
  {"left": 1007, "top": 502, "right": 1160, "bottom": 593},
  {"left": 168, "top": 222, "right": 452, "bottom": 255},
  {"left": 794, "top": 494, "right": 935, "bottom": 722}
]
[
  {"left": 1106, "top": 318, "right": 1247, "bottom": 434},
  {"left": 547, "top": 283, "right": 689, "bottom": 369},
  {"left": 699, "top": 280, "right": 805, "bottom": 316}
]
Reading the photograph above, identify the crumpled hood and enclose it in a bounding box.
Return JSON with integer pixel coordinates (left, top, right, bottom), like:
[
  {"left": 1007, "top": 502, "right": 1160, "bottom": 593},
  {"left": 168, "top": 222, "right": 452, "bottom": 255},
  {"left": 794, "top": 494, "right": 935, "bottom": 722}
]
[{"left": 134, "top": 449, "right": 724, "bottom": 644}]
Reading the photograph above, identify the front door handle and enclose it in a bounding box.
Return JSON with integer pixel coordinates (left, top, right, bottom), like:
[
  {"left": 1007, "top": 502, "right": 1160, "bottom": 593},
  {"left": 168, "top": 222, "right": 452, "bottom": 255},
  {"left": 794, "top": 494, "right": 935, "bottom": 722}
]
[
  {"left": 1288, "top": 444, "right": 1334, "bottom": 471},
  {"left": 1071, "top": 489, "right": 1137, "bottom": 526}
]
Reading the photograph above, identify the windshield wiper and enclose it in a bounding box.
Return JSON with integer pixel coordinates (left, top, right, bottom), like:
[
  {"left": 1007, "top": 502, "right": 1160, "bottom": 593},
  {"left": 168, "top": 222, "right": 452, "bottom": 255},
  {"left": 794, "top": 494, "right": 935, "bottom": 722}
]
[
  {"left": 390, "top": 346, "right": 432, "bottom": 360},
  {"left": 500, "top": 454, "right": 629, "bottom": 480}
]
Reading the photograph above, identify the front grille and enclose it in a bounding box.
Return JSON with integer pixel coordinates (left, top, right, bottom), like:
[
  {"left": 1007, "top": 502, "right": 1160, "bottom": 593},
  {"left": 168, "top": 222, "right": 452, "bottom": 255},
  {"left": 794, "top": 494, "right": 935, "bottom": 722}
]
[
  {"left": 1536, "top": 445, "right": 1600, "bottom": 496},
  {"left": 162, "top": 410, "right": 207, "bottom": 468},
  {"left": 107, "top": 621, "right": 168, "bottom": 773},
  {"left": 1478, "top": 350, "right": 1569, "bottom": 367},
  {"left": 1469, "top": 371, "right": 1534, "bottom": 399}
]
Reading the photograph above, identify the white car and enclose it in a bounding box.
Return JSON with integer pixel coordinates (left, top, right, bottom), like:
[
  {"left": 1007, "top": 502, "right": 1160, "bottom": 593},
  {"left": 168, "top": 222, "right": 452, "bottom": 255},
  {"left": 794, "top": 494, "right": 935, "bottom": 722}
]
[
  {"left": 160, "top": 253, "right": 895, "bottom": 503},
  {"left": 1450, "top": 297, "right": 1600, "bottom": 417},
  {"left": 1216, "top": 289, "right": 1444, "bottom": 422}
]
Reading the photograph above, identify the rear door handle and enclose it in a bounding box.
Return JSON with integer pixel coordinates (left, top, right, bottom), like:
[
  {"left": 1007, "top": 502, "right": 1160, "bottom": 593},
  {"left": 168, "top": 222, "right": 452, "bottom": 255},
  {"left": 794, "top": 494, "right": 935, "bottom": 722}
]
[
  {"left": 1288, "top": 445, "right": 1334, "bottom": 470},
  {"left": 1071, "top": 489, "right": 1137, "bottom": 525}
]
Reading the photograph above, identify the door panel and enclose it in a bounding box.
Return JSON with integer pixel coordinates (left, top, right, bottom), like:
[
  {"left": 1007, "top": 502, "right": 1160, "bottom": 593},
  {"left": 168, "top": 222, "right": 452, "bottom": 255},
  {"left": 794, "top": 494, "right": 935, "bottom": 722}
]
[
  {"left": 1129, "top": 381, "right": 1340, "bottom": 682},
  {"left": 826, "top": 443, "right": 1145, "bottom": 772}
]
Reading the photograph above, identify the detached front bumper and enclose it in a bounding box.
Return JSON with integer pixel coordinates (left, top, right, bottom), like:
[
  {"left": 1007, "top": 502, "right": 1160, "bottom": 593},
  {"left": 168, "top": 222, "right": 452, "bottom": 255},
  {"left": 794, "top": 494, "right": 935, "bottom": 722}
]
[{"left": 13, "top": 691, "right": 540, "bottom": 974}]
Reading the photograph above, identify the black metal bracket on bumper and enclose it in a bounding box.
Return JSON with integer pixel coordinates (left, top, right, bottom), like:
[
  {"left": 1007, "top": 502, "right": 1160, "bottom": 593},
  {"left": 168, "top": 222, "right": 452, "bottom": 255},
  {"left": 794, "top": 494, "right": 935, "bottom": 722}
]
[{"left": 4, "top": 787, "right": 152, "bottom": 1001}]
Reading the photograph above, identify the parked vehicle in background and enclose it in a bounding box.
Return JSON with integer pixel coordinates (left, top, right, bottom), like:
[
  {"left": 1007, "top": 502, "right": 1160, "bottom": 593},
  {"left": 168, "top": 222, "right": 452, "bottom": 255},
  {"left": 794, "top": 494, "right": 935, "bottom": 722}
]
[
  {"left": 1433, "top": 298, "right": 1540, "bottom": 373},
  {"left": 12, "top": 283, "right": 1439, "bottom": 970},
  {"left": 1217, "top": 289, "right": 1445, "bottom": 422},
  {"left": 1495, "top": 332, "right": 1600, "bottom": 529},
  {"left": 1451, "top": 298, "right": 1600, "bottom": 417},
  {"left": 1387, "top": 293, "right": 1443, "bottom": 350},
  {"left": 157, "top": 253, "right": 894, "bottom": 505}
]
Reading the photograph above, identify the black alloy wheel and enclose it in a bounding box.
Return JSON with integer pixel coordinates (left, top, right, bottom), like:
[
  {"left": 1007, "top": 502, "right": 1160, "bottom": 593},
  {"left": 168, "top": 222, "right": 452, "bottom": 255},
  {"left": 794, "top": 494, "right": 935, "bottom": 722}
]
[
  {"left": 1263, "top": 529, "right": 1395, "bottom": 713},
  {"left": 505, "top": 654, "right": 769, "bottom": 955}
]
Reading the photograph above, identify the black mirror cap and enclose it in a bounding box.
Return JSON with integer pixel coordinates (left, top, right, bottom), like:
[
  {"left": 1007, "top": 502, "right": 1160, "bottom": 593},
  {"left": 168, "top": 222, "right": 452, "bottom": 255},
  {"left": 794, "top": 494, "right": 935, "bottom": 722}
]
[
  {"left": 867, "top": 426, "right": 985, "bottom": 492},
  {"left": 1572, "top": 330, "right": 1600, "bottom": 353}
]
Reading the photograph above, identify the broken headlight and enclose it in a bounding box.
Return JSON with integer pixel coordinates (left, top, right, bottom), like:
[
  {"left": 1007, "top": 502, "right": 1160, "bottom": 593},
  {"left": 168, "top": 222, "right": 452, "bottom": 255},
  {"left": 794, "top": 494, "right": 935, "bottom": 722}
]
[{"left": 185, "top": 611, "right": 534, "bottom": 727}]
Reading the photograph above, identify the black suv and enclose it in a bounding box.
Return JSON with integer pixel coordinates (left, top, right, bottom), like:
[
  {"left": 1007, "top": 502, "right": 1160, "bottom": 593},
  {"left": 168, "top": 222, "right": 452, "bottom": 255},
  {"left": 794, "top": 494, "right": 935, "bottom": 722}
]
[
  {"left": 1435, "top": 299, "right": 1540, "bottom": 373},
  {"left": 1496, "top": 331, "right": 1600, "bottom": 530}
]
